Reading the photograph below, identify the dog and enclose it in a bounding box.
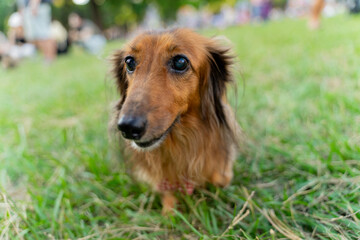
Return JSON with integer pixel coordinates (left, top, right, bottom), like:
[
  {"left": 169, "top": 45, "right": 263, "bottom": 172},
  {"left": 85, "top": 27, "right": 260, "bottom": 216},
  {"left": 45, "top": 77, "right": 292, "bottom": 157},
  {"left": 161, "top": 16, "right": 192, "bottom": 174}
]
[{"left": 111, "top": 28, "right": 241, "bottom": 213}]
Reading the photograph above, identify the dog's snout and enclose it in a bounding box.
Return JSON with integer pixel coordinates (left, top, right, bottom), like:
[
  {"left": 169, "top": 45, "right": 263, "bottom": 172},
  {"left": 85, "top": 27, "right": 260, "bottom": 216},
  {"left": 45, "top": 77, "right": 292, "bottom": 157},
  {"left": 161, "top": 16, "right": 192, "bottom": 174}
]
[{"left": 117, "top": 115, "right": 147, "bottom": 140}]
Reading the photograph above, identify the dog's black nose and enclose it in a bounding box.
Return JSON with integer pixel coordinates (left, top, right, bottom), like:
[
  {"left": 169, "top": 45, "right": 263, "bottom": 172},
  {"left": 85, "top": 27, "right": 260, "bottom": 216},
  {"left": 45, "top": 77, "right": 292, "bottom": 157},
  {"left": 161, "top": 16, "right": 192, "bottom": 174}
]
[{"left": 117, "top": 115, "right": 147, "bottom": 140}]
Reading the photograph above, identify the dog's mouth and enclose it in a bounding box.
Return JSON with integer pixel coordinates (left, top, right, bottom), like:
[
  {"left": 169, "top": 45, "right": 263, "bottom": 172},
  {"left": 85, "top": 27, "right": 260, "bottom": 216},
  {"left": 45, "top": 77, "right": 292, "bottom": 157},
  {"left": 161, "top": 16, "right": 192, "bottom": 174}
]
[{"left": 133, "top": 116, "right": 180, "bottom": 149}]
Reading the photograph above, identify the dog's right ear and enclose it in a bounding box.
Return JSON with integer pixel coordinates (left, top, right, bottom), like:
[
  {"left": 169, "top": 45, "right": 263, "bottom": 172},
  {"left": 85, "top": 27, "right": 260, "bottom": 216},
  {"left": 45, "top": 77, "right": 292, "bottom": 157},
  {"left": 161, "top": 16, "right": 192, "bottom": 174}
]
[{"left": 112, "top": 50, "right": 127, "bottom": 108}]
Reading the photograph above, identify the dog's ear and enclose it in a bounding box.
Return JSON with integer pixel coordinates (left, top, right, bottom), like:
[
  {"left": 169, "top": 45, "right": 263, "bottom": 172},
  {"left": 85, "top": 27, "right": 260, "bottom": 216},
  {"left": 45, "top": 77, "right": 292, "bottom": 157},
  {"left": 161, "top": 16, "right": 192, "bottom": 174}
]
[
  {"left": 112, "top": 50, "right": 128, "bottom": 108},
  {"left": 201, "top": 43, "right": 234, "bottom": 128}
]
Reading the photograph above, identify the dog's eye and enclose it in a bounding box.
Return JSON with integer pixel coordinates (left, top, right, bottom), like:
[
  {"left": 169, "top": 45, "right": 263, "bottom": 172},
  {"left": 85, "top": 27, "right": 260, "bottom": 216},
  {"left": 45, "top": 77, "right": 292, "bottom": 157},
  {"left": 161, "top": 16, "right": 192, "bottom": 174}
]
[
  {"left": 125, "top": 56, "right": 136, "bottom": 73},
  {"left": 171, "top": 55, "right": 189, "bottom": 72}
]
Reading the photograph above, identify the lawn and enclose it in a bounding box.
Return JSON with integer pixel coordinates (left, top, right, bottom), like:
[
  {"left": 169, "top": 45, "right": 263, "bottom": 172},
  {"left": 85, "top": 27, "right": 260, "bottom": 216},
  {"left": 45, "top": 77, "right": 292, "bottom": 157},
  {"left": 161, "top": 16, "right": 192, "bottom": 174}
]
[{"left": 1, "top": 15, "right": 360, "bottom": 239}]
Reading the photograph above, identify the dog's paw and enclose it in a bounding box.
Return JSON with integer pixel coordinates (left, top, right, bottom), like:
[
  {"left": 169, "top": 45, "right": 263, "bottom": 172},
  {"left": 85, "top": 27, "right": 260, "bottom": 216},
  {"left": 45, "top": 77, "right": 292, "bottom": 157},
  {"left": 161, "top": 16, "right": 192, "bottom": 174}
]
[{"left": 161, "top": 192, "right": 177, "bottom": 215}]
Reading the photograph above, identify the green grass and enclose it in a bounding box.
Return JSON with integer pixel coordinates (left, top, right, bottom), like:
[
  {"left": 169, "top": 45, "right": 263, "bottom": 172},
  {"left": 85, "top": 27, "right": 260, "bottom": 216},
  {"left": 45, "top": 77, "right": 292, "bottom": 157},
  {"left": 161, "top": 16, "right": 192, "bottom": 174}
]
[{"left": 1, "top": 15, "right": 360, "bottom": 239}]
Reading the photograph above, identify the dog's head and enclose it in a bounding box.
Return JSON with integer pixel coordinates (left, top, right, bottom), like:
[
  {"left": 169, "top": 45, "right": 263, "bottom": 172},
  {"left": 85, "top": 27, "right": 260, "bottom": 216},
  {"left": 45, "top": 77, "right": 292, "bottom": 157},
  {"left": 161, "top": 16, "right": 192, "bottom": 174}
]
[{"left": 112, "top": 29, "right": 233, "bottom": 151}]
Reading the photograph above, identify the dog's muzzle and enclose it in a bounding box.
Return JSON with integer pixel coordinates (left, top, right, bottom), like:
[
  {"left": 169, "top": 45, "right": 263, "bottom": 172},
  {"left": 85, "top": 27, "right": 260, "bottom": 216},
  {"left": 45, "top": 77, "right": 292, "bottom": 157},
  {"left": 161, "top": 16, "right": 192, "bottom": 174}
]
[
  {"left": 118, "top": 115, "right": 180, "bottom": 150},
  {"left": 117, "top": 115, "right": 147, "bottom": 140}
]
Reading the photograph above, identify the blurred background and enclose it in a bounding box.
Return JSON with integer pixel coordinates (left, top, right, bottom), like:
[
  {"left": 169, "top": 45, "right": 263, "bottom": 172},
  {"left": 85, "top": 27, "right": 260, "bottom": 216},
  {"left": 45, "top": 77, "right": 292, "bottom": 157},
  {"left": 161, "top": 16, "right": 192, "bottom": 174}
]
[{"left": 0, "top": 0, "right": 357, "bottom": 67}]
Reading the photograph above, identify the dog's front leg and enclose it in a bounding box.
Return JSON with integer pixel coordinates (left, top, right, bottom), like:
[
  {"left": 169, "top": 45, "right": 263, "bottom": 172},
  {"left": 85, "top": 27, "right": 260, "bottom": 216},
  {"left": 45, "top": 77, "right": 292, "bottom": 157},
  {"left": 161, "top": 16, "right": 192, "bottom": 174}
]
[{"left": 161, "top": 191, "right": 177, "bottom": 215}]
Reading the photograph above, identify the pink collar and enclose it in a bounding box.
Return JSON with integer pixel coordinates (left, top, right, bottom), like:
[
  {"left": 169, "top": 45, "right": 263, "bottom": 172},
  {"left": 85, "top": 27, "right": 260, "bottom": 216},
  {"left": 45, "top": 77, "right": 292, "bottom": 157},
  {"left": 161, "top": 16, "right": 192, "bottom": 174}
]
[{"left": 158, "top": 179, "right": 195, "bottom": 195}]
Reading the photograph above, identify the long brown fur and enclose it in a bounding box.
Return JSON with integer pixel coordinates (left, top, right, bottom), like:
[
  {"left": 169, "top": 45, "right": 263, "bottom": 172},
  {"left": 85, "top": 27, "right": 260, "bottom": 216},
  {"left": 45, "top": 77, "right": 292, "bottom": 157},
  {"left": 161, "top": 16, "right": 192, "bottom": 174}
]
[{"left": 110, "top": 28, "right": 241, "bottom": 213}]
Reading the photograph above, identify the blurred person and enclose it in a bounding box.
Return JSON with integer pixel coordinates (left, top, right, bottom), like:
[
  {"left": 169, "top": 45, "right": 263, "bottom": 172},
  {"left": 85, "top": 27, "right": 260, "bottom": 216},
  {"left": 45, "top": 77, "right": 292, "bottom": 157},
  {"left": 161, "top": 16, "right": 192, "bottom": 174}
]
[
  {"left": 309, "top": 0, "right": 325, "bottom": 29},
  {"left": 141, "top": 5, "right": 162, "bottom": 30},
  {"left": 0, "top": 13, "right": 36, "bottom": 69},
  {"left": 0, "top": 32, "right": 7, "bottom": 46},
  {"left": 0, "top": 34, "right": 35, "bottom": 69},
  {"left": 51, "top": 20, "right": 70, "bottom": 54},
  {"left": 8, "top": 11, "right": 26, "bottom": 45},
  {"left": 0, "top": 32, "right": 10, "bottom": 61},
  {"left": 21, "top": 0, "right": 56, "bottom": 62},
  {"left": 212, "top": 12, "right": 226, "bottom": 28},
  {"left": 251, "top": 0, "right": 263, "bottom": 21},
  {"left": 199, "top": 9, "right": 212, "bottom": 28},
  {"left": 347, "top": 0, "right": 360, "bottom": 13},
  {"left": 222, "top": 5, "right": 236, "bottom": 27},
  {"left": 68, "top": 12, "right": 106, "bottom": 55},
  {"left": 177, "top": 5, "right": 201, "bottom": 29},
  {"left": 8, "top": 7, "right": 37, "bottom": 59},
  {"left": 235, "top": 1, "right": 251, "bottom": 25},
  {"left": 0, "top": 33, "right": 17, "bottom": 69},
  {"left": 260, "top": 0, "right": 272, "bottom": 20}
]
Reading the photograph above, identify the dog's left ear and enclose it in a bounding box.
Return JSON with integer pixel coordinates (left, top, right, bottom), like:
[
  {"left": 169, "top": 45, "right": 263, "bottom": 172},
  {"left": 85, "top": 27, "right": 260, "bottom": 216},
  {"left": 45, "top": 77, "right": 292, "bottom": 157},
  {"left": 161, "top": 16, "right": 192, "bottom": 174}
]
[
  {"left": 112, "top": 50, "right": 128, "bottom": 109},
  {"left": 201, "top": 43, "right": 234, "bottom": 128}
]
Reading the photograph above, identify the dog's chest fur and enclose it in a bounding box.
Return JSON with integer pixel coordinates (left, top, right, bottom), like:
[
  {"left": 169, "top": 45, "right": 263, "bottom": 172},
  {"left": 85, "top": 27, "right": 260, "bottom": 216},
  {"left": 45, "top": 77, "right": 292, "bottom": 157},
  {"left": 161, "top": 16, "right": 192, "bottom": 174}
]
[{"left": 128, "top": 111, "right": 237, "bottom": 192}]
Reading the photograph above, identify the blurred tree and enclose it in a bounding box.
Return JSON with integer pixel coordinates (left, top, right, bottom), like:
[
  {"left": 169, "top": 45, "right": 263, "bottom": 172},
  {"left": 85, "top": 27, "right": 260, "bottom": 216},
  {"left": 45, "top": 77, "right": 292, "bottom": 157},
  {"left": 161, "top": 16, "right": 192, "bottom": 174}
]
[
  {"left": 90, "top": 0, "right": 104, "bottom": 29},
  {"left": 52, "top": 0, "right": 93, "bottom": 28},
  {"left": 151, "top": 0, "right": 184, "bottom": 21},
  {"left": 151, "top": 0, "right": 223, "bottom": 21},
  {"left": 101, "top": 0, "right": 149, "bottom": 30},
  {"left": 204, "top": 0, "right": 235, "bottom": 13},
  {"left": 52, "top": 0, "right": 149, "bottom": 31},
  {"left": 0, "top": 0, "right": 14, "bottom": 32},
  {"left": 272, "top": 0, "right": 287, "bottom": 9}
]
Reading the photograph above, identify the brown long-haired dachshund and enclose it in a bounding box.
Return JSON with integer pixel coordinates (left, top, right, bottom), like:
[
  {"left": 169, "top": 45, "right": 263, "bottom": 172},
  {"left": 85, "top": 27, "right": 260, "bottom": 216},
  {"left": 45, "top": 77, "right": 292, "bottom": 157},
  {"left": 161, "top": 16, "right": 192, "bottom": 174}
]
[{"left": 111, "top": 28, "right": 241, "bottom": 214}]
